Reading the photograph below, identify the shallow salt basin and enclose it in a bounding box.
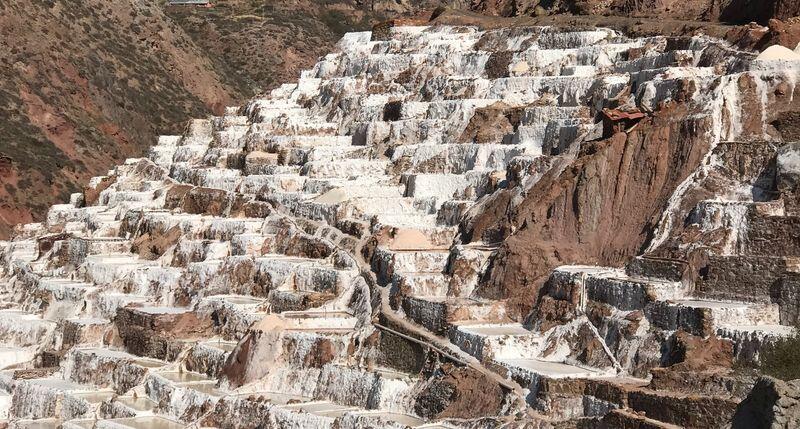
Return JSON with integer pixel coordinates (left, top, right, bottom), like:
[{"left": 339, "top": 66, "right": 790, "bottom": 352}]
[
  {"left": 65, "top": 317, "right": 109, "bottom": 326},
  {"left": 205, "top": 294, "right": 266, "bottom": 306},
  {"left": 14, "top": 419, "right": 61, "bottom": 429},
  {"left": 200, "top": 340, "right": 238, "bottom": 352},
  {"left": 72, "top": 390, "right": 115, "bottom": 403},
  {"left": 355, "top": 410, "right": 426, "bottom": 427},
  {"left": 281, "top": 310, "right": 353, "bottom": 319},
  {"left": 0, "top": 346, "right": 35, "bottom": 369},
  {"left": 185, "top": 381, "right": 227, "bottom": 397},
  {"left": 0, "top": 309, "right": 38, "bottom": 318},
  {"left": 132, "top": 306, "right": 191, "bottom": 315},
  {"left": 280, "top": 310, "right": 358, "bottom": 331},
  {"left": 86, "top": 416, "right": 185, "bottom": 429},
  {"left": 673, "top": 299, "right": 763, "bottom": 310},
  {"left": 233, "top": 391, "right": 311, "bottom": 405},
  {"left": 719, "top": 324, "right": 796, "bottom": 336},
  {"left": 281, "top": 400, "right": 358, "bottom": 417},
  {"left": 553, "top": 265, "right": 623, "bottom": 276},
  {"left": 115, "top": 395, "right": 158, "bottom": 412},
  {"left": 158, "top": 371, "right": 211, "bottom": 383},
  {"left": 499, "top": 358, "right": 604, "bottom": 378},
  {"left": 75, "top": 347, "right": 167, "bottom": 368},
  {"left": 85, "top": 254, "right": 143, "bottom": 263},
  {"left": 455, "top": 323, "right": 534, "bottom": 336},
  {"left": 136, "top": 358, "right": 168, "bottom": 368},
  {"left": 373, "top": 367, "right": 411, "bottom": 381},
  {"left": 29, "top": 378, "right": 96, "bottom": 392}
]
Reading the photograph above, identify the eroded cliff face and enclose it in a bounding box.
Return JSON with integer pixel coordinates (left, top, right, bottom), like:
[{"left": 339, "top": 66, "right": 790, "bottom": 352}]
[
  {"left": 0, "top": 21, "right": 799, "bottom": 429},
  {"left": 465, "top": 103, "right": 715, "bottom": 317}
]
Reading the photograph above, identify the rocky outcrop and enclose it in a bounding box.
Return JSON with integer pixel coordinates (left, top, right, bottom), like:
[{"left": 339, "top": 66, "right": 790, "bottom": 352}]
[
  {"left": 465, "top": 105, "right": 715, "bottom": 317},
  {"left": 733, "top": 376, "right": 800, "bottom": 429},
  {"left": 414, "top": 365, "right": 507, "bottom": 419}
]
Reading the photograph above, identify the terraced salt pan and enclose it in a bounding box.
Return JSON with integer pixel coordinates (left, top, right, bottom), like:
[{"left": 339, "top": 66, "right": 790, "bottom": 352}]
[
  {"left": 67, "top": 416, "right": 186, "bottom": 429},
  {"left": 70, "top": 347, "right": 166, "bottom": 368},
  {"left": 15, "top": 419, "right": 62, "bottom": 429},
  {"left": 354, "top": 411, "right": 425, "bottom": 427},
  {"left": 450, "top": 322, "right": 542, "bottom": 361},
  {"left": 1, "top": 23, "right": 797, "bottom": 428},
  {"left": 281, "top": 310, "right": 358, "bottom": 332},
  {"left": 282, "top": 401, "right": 358, "bottom": 417},
  {"left": 132, "top": 306, "right": 191, "bottom": 315},
  {"left": 231, "top": 391, "right": 311, "bottom": 405}
]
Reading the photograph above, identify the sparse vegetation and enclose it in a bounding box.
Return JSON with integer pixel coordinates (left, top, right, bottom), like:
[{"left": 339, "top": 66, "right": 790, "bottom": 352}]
[
  {"left": 164, "top": 0, "right": 395, "bottom": 96},
  {"left": 0, "top": 0, "right": 236, "bottom": 237},
  {"left": 760, "top": 330, "right": 800, "bottom": 381},
  {"left": 0, "top": 0, "right": 432, "bottom": 237}
]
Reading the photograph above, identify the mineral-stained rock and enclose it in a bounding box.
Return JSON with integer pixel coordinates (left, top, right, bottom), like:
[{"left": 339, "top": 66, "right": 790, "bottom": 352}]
[
  {"left": 664, "top": 331, "right": 734, "bottom": 371},
  {"left": 131, "top": 225, "right": 182, "bottom": 260},
  {"left": 83, "top": 175, "right": 116, "bottom": 207},
  {"left": 459, "top": 102, "right": 523, "bottom": 144},
  {"left": 219, "top": 314, "right": 285, "bottom": 388},
  {"left": 755, "top": 18, "right": 800, "bottom": 51},
  {"left": 414, "top": 364, "right": 507, "bottom": 419},
  {"left": 115, "top": 305, "right": 214, "bottom": 360}
]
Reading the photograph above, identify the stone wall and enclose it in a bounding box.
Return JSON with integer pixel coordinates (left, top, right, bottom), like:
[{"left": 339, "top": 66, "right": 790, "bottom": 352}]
[
  {"left": 779, "top": 272, "right": 800, "bottom": 325},
  {"left": 744, "top": 215, "right": 800, "bottom": 257},
  {"left": 627, "top": 389, "right": 739, "bottom": 428},
  {"left": 697, "top": 256, "right": 786, "bottom": 302},
  {"left": 625, "top": 257, "right": 688, "bottom": 282}
]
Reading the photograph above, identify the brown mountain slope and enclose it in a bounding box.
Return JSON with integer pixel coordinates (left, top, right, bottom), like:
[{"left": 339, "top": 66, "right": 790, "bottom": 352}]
[
  {"left": 0, "top": 0, "right": 240, "bottom": 238},
  {"left": 0, "top": 0, "right": 444, "bottom": 238},
  {"left": 468, "top": 0, "right": 799, "bottom": 24},
  {"left": 163, "top": 1, "right": 447, "bottom": 95}
]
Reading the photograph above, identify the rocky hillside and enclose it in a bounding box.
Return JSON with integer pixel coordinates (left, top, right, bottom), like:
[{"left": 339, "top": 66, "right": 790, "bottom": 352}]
[
  {"left": 1, "top": 20, "right": 800, "bottom": 428},
  {"left": 469, "top": 0, "right": 800, "bottom": 23},
  {"left": 162, "top": 0, "right": 451, "bottom": 95},
  {"left": 0, "top": 0, "right": 240, "bottom": 239},
  {"left": 0, "top": 0, "right": 444, "bottom": 239}
]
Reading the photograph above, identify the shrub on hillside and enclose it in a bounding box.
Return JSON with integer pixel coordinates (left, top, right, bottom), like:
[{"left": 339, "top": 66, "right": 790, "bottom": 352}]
[{"left": 760, "top": 329, "right": 800, "bottom": 381}]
